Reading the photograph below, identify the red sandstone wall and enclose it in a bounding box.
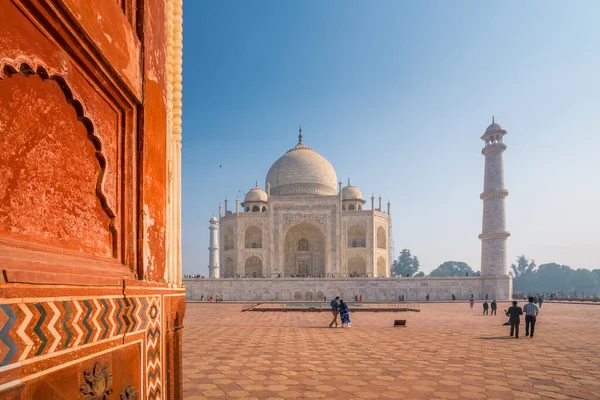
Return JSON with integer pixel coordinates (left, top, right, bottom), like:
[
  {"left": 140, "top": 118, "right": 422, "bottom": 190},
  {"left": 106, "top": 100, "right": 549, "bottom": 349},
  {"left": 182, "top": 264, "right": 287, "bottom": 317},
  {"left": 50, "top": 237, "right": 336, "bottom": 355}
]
[{"left": 0, "top": 0, "right": 184, "bottom": 398}]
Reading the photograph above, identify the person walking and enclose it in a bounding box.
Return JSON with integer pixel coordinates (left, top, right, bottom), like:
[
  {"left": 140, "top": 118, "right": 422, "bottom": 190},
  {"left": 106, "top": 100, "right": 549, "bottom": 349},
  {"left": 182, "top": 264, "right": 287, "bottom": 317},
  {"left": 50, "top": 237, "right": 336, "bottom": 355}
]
[
  {"left": 538, "top": 296, "right": 544, "bottom": 309},
  {"left": 506, "top": 301, "right": 523, "bottom": 338},
  {"left": 483, "top": 301, "right": 489, "bottom": 315},
  {"left": 490, "top": 300, "right": 497, "bottom": 315},
  {"left": 523, "top": 296, "right": 540, "bottom": 338},
  {"left": 359, "top": 295, "right": 363, "bottom": 304},
  {"left": 329, "top": 296, "right": 340, "bottom": 328},
  {"left": 470, "top": 298, "right": 474, "bottom": 309},
  {"left": 339, "top": 300, "right": 351, "bottom": 328}
]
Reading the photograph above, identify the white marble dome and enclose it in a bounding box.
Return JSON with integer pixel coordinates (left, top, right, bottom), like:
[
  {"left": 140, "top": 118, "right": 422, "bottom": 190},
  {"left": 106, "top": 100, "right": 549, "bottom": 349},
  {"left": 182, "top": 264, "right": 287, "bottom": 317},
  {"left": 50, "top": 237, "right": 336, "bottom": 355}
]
[
  {"left": 266, "top": 140, "right": 337, "bottom": 196},
  {"left": 342, "top": 184, "right": 363, "bottom": 200},
  {"left": 244, "top": 186, "right": 268, "bottom": 203}
]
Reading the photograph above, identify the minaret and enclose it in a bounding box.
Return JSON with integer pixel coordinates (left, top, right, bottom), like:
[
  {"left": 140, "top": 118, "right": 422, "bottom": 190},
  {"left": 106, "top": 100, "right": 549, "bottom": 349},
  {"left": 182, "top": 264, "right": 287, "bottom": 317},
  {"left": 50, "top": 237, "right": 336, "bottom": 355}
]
[
  {"left": 479, "top": 117, "right": 510, "bottom": 277},
  {"left": 208, "top": 216, "right": 220, "bottom": 278}
]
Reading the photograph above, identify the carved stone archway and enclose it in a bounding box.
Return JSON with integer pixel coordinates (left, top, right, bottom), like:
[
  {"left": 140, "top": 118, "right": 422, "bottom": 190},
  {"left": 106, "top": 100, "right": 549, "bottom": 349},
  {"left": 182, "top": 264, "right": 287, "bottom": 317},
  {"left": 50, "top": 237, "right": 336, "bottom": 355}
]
[{"left": 283, "top": 221, "right": 327, "bottom": 277}]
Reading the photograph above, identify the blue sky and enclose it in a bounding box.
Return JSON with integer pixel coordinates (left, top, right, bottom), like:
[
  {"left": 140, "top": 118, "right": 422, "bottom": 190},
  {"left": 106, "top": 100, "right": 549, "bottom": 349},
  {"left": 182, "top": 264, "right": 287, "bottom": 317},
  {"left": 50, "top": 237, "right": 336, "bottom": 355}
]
[{"left": 181, "top": 1, "right": 600, "bottom": 276}]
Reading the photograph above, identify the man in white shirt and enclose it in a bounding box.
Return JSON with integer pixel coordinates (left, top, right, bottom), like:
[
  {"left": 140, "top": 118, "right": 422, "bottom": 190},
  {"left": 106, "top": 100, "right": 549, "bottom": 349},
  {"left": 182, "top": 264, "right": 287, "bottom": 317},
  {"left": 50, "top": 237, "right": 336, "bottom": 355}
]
[{"left": 523, "top": 296, "right": 540, "bottom": 338}]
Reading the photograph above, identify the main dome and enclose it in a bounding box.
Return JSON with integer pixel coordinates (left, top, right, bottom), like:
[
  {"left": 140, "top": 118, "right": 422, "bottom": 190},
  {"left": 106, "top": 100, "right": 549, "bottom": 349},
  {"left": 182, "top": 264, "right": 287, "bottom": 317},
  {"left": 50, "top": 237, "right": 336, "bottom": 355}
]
[{"left": 266, "top": 134, "right": 337, "bottom": 196}]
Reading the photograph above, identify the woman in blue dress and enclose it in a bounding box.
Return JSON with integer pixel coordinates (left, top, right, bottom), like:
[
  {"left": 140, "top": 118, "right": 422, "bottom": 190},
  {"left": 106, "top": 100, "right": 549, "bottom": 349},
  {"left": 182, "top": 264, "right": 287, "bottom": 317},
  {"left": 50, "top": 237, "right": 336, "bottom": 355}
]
[{"left": 339, "top": 300, "right": 351, "bottom": 328}]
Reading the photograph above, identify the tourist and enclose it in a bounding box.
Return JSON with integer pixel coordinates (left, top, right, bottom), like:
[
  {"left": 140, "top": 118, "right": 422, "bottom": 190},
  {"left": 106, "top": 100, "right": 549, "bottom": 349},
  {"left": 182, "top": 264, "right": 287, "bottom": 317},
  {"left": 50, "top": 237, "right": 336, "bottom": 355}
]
[
  {"left": 359, "top": 295, "right": 363, "bottom": 304},
  {"left": 491, "top": 300, "right": 497, "bottom": 315},
  {"left": 469, "top": 298, "right": 474, "bottom": 309},
  {"left": 538, "top": 296, "right": 544, "bottom": 308},
  {"left": 426, "top": 294, "right": 430, "bottom": 301},
  {"left": 452, "top": 294, "right": 456, "bottom": 301},
  {"left": 506, "top": 301, "right": 523, "bottom": 338},
  {"left": 523, "top": 296, "right": 539, "bottom": 338},
  {"left": 339, "top": 300, "right": 351, "bottom": 328},
  {"left": 329, "top": 296, "right": 340, "bottom": 328},
  {"left": 324, "top": 296, "right": 326, "bottom": 303},
  {"left": 483, "top": 301, "right": 489, "bottom": 315},
  {"left": 485, "top": 294, "right": 489, "bottom": 300}
]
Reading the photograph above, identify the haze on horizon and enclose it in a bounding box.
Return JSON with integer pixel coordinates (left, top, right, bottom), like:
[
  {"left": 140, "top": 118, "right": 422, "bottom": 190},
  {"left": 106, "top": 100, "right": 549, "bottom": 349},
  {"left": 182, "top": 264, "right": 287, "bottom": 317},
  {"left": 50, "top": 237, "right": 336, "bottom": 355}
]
[{"left": 181, "top": 0, "right": 600, "bottom": 276}]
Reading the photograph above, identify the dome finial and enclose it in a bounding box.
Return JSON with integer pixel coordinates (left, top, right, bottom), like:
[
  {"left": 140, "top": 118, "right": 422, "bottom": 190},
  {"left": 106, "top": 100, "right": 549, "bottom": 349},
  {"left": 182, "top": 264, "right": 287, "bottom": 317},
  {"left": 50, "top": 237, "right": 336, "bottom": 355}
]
[
  {"left": 348, "top": 178, "right": 350, "bottom": 186},
  {"left": 298, "top": 125, "right": 303, "bottom": 144},
  {"left": 492, "top": 116, "right": 495, "bottom": 124},
  {"left": 255, "top": 180, "right": 258, "bottom": 188}
]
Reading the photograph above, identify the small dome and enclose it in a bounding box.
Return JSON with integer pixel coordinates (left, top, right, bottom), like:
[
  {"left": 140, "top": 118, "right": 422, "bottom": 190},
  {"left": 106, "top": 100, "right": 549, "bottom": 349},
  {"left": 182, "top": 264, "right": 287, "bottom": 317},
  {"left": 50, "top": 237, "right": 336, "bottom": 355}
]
[
  {"left": 244, "top": 187, "right": 268, "bottom": 203},
  {"left": 209, "top": 215, "right": 218, "bottom": 222},
  {"left": 484, "top": 117, "right": 506, "bottom": 135},
  {"left": 485, "top": 122, "right": 503, "bottom": 134},
  {"left": 342, "top": 184, "right": 363, "bottom": 200}
]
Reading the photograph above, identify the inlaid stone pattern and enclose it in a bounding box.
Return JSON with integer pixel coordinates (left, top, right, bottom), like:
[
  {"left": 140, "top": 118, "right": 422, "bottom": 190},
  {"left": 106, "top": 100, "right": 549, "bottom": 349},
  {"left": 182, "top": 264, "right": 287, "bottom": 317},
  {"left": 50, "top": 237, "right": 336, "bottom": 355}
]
[
  {"left": 282, "top": 214, "right": 327, "bottom": 230},
  {"left": 0, "top": 295, "right": 162, "bottom": 399}
]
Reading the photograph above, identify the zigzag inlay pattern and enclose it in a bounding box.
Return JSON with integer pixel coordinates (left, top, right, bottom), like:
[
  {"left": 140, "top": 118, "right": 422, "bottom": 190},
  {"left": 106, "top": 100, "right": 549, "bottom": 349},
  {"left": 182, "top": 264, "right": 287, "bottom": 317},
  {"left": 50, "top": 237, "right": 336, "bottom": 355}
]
[
  {"left": 33, "top": 303, "right": 48, "bottom": 356},
  {"left": 99, "top": 299, "right": 110, "bottom": 340},
  {"left": 82, "top": 300, "right": 93, "bottom": 344},
  {"left": 61, "top": 301, "right": 72, "bottom": 349},
  {"left": 146, "top": 296, "right": 162, "bottom": 400},
  {"left": 0, "top": 296, "right": 159, "bottom": 369},
  {"left": 0, "top": 304, "right": 17, "bottom": 366}
]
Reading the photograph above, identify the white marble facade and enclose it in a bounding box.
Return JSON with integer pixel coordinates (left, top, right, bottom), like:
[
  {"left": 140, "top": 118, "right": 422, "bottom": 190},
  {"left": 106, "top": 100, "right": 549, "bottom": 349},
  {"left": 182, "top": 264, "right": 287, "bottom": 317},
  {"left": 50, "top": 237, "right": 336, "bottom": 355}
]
[
  {"left": 197, "top": 121, "right": 514, "bottom": 300},
  {"left": 216, "top": 130, "right": 391, "bottom": 279}
]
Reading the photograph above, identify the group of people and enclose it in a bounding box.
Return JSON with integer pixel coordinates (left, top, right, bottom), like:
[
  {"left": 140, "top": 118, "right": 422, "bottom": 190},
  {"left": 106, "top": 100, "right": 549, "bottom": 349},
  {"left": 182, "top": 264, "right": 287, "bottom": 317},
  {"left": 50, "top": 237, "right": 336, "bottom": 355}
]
[
  {"left": 482, "top": 300, "right": 497, "bottom": 315},
  {"left": 199, "top": 294, "right": 223, "bottom": 302},
  {"left": 505, "top": 297, "right": 540, "bottom": 338},
  {"left": 328, "top": 296, "right": 351, "bottom": 328},
  {"left": 469, "top": 294, "right": 541, "bottom": 338}
]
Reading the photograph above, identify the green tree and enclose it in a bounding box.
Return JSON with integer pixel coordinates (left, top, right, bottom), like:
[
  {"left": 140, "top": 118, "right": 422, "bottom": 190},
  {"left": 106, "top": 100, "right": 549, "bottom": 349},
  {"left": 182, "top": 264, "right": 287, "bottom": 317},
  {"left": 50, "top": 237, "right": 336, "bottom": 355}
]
[
  {"left": 415, "top": 271, "right": 425, "bottom": 277},
  {"left": 570, "top": 269, "right": 598, "bottom": 294},
  {"left": 510, "top": 255, "right": 536, "bottom": 278},
  {"left": 392, "top": 249, "right": 420, "bottom": 277},
  {"left": 429, "top": 261, "right": 474, "bottom": 277}
]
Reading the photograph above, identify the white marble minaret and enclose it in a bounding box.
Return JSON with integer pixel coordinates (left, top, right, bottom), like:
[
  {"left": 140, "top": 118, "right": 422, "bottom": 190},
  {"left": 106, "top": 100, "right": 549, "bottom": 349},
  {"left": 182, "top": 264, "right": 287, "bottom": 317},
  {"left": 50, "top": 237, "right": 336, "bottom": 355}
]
[
  {"left": 479, "top": 118, "right": 510, "bottom": 279},
  {"left": 208, "top": 216, "right": 220, "bottom": 278}
]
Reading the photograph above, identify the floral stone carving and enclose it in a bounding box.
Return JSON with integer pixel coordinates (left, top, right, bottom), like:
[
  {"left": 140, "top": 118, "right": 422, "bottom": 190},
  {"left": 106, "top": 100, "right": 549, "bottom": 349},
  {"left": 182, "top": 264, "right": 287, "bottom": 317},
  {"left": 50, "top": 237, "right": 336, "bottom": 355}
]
[
  {"left": 80, "top": 361, "right": 113, "bottom": 399},
  {"left": 121, "top": 384, "right": 139, "bottom": 400}
]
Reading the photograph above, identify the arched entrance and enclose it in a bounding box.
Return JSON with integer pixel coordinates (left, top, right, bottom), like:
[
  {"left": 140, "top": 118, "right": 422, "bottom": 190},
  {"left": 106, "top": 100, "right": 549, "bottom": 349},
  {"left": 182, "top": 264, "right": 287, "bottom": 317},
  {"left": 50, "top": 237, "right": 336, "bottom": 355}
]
[
  {"left": 284, "top": 222, "right": 326, "bottom": 277},
  {"left": 348, "top": 255, "right": 367, "bottom": 277},
  {"left": 244, "top": 256, "right": 263, "bottom": 277}
]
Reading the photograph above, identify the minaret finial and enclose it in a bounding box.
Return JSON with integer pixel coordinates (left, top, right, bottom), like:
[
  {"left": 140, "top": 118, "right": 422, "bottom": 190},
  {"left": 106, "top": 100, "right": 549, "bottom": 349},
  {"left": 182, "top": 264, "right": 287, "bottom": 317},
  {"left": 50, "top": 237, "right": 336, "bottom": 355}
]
[
  {"left": 255, "top": 180, "right": 258, "bottom": 188},
  {"left": 298, "top": 125, "right": 303, "bottom": 143},
  {"left": 348, "top": 178, "right": 350, "bottom": 186},
  {"left": 492, "top": 116, "right": 495, "bottom": 124}
]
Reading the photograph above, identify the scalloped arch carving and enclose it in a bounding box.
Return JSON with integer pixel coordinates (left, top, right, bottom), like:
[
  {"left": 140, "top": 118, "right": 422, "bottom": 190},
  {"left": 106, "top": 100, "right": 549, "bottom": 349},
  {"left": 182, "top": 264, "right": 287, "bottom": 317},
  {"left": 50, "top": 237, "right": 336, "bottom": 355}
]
[{"left": 0, "top": 62, "right": 117, "bottom": 257}]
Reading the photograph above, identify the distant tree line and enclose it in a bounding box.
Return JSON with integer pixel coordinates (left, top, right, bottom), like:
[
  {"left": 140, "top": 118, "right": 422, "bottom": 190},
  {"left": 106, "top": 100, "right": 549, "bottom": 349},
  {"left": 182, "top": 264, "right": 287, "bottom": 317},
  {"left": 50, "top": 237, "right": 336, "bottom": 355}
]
[
  {"left": 510, "top": 255, "right": 600, "bottom": 296},
  {"left": 391, "top": 250, "right": 599, "bottom": 295},
  {"left": 391, "top": 249, "right": 476, "bottom": 277}
]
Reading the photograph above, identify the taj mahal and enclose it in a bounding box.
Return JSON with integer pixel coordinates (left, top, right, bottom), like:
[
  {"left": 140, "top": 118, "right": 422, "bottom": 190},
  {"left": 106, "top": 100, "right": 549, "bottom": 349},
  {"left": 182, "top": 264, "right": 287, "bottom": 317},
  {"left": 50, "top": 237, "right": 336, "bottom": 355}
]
[
  {"left": 213, "top": 128, "right": 391, "bottom": 279},
  {"left": 186, "top": 119, "right": 513, "bottom": 301}
]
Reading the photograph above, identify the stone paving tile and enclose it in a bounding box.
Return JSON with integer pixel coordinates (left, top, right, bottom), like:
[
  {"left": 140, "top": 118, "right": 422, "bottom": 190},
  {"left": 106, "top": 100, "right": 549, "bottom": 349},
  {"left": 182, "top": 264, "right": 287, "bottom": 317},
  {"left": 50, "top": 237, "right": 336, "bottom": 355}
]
[{"left": 183, "top": 302, "right": 600, "bottom": 399}]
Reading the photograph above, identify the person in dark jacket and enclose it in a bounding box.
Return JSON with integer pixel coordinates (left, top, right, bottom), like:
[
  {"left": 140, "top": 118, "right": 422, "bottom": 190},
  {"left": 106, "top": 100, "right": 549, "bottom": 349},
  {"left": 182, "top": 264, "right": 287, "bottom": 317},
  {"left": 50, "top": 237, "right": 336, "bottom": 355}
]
[
  {"left": 483, "top": 301, "right": 489, "bottom": 315},
  {"left": 506, "top": 301, "right": 523, "bottom": 338},
  {"left": 490, "top": 300, "right": 497, "bottom": 315}
]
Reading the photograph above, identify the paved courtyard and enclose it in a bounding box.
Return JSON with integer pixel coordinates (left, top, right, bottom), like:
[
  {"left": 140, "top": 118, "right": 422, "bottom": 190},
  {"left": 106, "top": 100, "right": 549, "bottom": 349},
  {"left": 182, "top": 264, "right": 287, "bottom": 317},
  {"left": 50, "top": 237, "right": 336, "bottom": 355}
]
[{"left": 183, "top": 302, "right": 600, "bottom": 399}]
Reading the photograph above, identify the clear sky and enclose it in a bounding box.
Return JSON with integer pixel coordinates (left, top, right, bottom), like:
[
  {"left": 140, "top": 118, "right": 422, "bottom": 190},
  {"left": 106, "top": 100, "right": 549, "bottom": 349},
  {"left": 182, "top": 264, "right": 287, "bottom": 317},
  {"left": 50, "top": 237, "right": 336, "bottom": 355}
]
[{"left": 181, "top": 0, "right": 600, "bottom": 276}]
